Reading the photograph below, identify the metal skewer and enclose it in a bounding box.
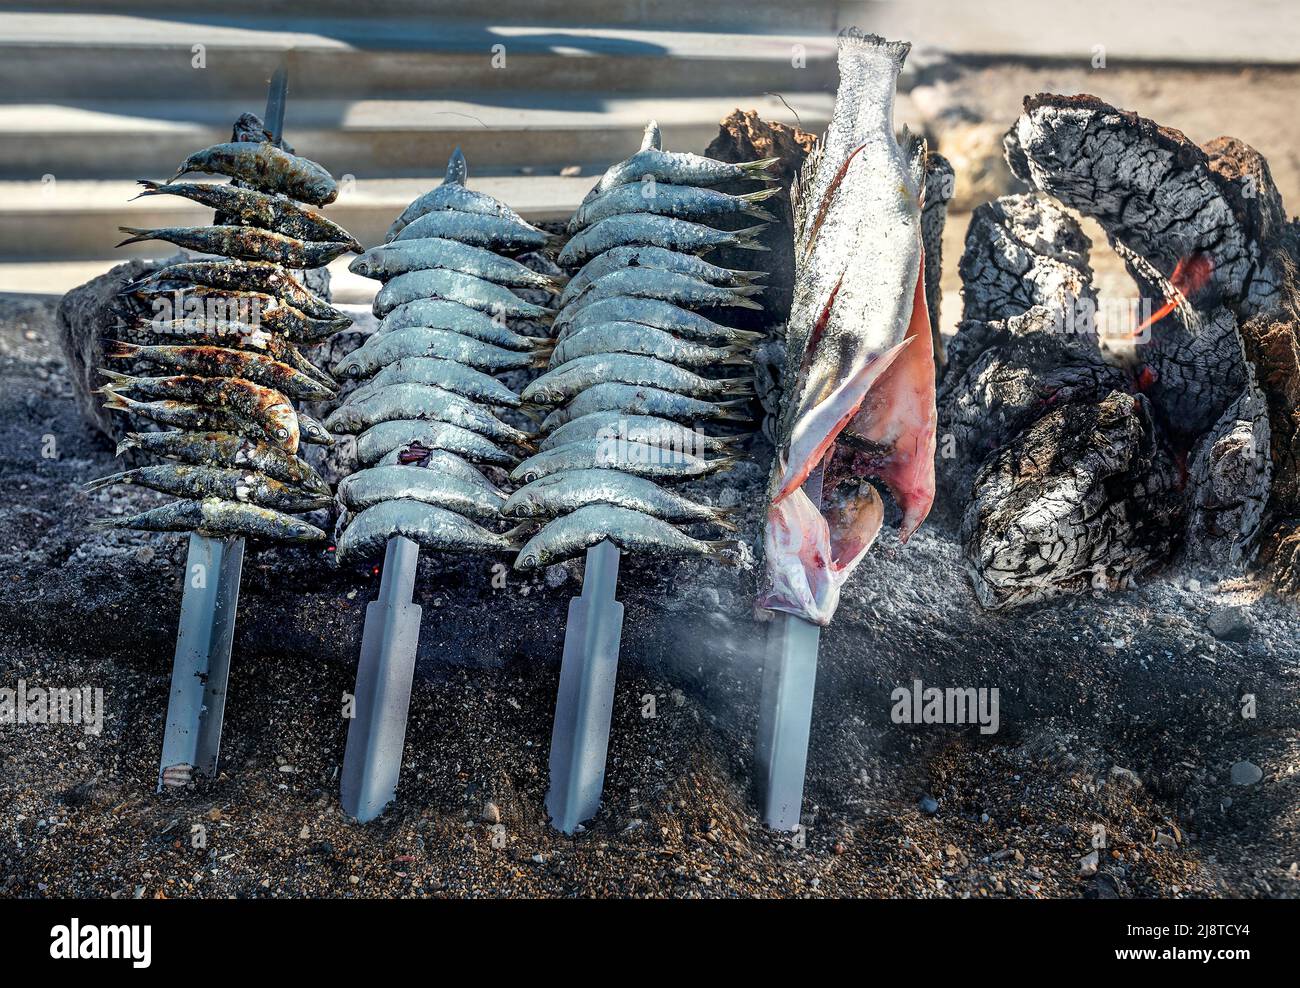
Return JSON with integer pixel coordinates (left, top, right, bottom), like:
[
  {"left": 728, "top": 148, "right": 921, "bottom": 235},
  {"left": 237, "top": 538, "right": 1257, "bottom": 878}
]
[
  {"left": 340, "top": 536, "right": 423, "bottom": 821},
  {"left": 546, "top": 539, "right": 624, "bottom": 833},
  {"left": 754, "top": 465, "right": 824, "bottom": 830},
  {"left": 157, "top": 67, "right": 288, "bottom": 790}
]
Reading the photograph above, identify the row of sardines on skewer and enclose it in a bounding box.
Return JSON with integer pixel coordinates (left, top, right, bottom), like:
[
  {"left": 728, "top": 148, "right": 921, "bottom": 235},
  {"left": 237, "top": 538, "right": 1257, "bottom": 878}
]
[
  {"left": 329, "top": 147, "right": 558, "bottom": 564},
  {"left": 89, "top": 124, "right": 359, "bottom": 542},
  {"left": 506, "top": 122, "right": 775, "bottom": 569}
]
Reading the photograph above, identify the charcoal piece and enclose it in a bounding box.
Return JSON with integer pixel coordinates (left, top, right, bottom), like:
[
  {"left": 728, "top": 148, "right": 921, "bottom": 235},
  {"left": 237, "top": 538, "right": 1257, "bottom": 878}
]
[{"left": 960, "top": 391, "right": 1183, "bottom": 610}]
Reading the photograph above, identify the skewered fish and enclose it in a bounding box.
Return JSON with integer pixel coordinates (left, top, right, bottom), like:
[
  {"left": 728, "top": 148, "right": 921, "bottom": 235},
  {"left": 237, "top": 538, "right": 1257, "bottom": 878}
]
[{"left": 514, "top": 505, "right": 737, "bottom": 570}]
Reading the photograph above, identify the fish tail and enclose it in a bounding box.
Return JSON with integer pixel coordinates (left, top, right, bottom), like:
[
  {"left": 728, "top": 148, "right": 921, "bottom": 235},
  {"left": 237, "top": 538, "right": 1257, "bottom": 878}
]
[
  {"left": 101, "top": 392, "right": 137, "bottom": 413},
  {"left": 712, "top": 398, "right": 754, "bottom": 423},
  {"left": 104, "top": 340, "right": 141, "bottom": 360},
  {"left": 114, "top": 433, "right": 142, "bottom": 456},
  {"left": 731, "top": 284, "right": 766, "bottom": 297},
  {"left": 731, "top": 269, "right": 769, "bottom": 284},
  {"left": 704, "top": 539, "right": 743, "bottom": 566},
  {"left": 529, "top": 349, "right": 555, "bottom": 368},
  {"left": 725, "top": 293, "right": 765, "bottom": 311},
  {"left": 84, "top": 470, "right": 134, "bottom": 492},
  {"left": 707, "top": 453, "right": 741, "bottom": 475},
  {"left": 95, "top": 368, "right": 135, "bottom": 392},
  {"left": 130, "top": 180, "right": 164, "bottom": 201},
  {"left": 739, "top": 157, "right": 781, "bottom": 181},
  {"left": 87, "top": 516, "right": 126, "bottom": 531},
  {"left": 115, "top": 226, "right": 156, "bottom": 248},
  {"left": 740, "top": 185, "right": 783, "bottom": 204},
  {"left": 716, "top": 432, "right": 754, "bottom": 448},
  {"left": 710, "top": 507, "right": 741, "bottom": 533},
  {"left": 502, "top": 521, "right": 535, "bottom": 549},
  {"left": 729, "top": 328, "right": 768, "bottom": 344},
  {"left": 719, "top": 378, "right": 755, "bottom": 397},
  {"left": 729, "top": 225, "right": 771, "bottom": 251},
  {"left": 740, "top": 203, "right": 778, "bottom": 223}
]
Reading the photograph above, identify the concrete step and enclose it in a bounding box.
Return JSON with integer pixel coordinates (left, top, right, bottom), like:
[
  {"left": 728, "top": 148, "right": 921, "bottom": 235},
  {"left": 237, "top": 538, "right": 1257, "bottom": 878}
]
[
  {"left": 0, "top": 92, "right": 833, "bottom": 180},
  {"left": 0, "top": 12, "right": 838, "bottom": 100},
  {"left": 6, "top": 1, "right": 837, "bottom": 33},
  {"left": 0, "top": 175, "right": 595, "bottom": 260},
  {"left": 0, "top": 255, "right": 377, "bottom": 304}
]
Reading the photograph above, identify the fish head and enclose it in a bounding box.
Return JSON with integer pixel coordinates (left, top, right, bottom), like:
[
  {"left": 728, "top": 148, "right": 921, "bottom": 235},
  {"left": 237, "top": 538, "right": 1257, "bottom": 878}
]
[
  {"left": 266, "top": 402, "right": 300, "bottom": 452},
  {"left": 757, "top": 475, "right": 883, "bottom": 625},
  {"left": 501, "top": 488, "right": 542, "bottom": 518}
]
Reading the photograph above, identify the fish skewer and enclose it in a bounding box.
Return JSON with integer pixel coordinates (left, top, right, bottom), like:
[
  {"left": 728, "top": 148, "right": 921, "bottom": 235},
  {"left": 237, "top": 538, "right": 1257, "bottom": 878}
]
[
  {"left": 543, "top": 122, "right": 758, "bottom": 835},
  {"left": 337, "top": 147, "right": 545, "bottom": 823}
]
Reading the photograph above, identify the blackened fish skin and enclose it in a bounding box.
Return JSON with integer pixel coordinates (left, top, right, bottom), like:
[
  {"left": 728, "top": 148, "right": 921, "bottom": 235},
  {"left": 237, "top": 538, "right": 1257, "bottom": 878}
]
[
  {"left": 170, "top": 141, "right": 339, "bottom": 205},
  {"left": 98, "top": 496, "right": 326, "bottom": 542}
]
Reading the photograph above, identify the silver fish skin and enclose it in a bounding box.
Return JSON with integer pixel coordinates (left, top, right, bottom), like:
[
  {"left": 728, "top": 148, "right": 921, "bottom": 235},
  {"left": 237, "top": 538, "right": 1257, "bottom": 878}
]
[
  {"left": 557, "top": 213, "right": 768, "bottom": 268},
  {"left": 170, "top": 141, "right": 338, "bottom": 205},
  {"left": 394, "top": 210, "right": 550, "bottom": 252},
  {"left": 521, "top": 354, "right": 751, "bottom": 405},
  {"left": 373, "top": 268, "right": 553, "bottom": 321},
  {"left": 503, "top": 469, "right": 734, "bottom": 528},
  {"left": 586, "top": 148, "right": 778, "bottom": 201},
  {"left": 373, "top": 448, "right": 504, "bottom": 494},
  {"left": 540, "top": 411, "right": 738, "bottom": 455},
  {"left": 564, "top": 267, "right": 764, "bottom": 313},
  {"left": 539, "top": 383, "right": 751, "bottom": 432},
  {"left": 116, "top": 226, "right": 351, "bottom": 268},
  {"left": 336, "top": 465, "right": 505, "bottom": 520},
  {"left": 335, "top": 327, "right": 541, "bottom": 378},
  {"left": 97, "top": 496, "right": 326, "bottom": 542},
  {"left": 568, "top": 182, "right": 780, "bottom": 233},
  {"left": 347, "top": 356, "right": 522, "bottom": 408},
  {"left": 325, "top": 382, "right": 532, "bottom": 446},
  {"left": 548, "top": 323, "right": 743, "bottom": 370},
  {"left": 554, "top": 295, "right": 765, "bottom": 346},
  {"left": 130, "top": 286, "right": 351, "bottom": 345},
  {"left": 86, "top": 464, "right": 332, "bottom": 513},
  {"left": 510, "top": 438, "right": 734, "bottom": 484},
  {"left": 560, "top": 245, "right": 765, "bottom": 307},
  {"left": 336, "top": 498, "right": 521, "bottom": 564},
  {"left": 297, "top": 411, "right": 334, "bottom": 447},
  {"left": 514, "top": 504, "right": 736, "bottom": 570},
  {"left": 355, "top": 419, "right": 520, "bottom": 468},
  {"left": 384, "top": 147, "right": 530, "bottom": 240},
  {"left": 116, "top": 430, "right": 328, "bottom": 494},
  {"left": 350, "top": 237, "right": 560, "bottom": 290},
  {"left": 134, "top": 180, "right": 361, "bottom": 250},
  {"left": 761, "top": 29, "right": 937, "bottom": 626},
  {"left": 378, "top": 298, "right": 548, "bottom": 351}
]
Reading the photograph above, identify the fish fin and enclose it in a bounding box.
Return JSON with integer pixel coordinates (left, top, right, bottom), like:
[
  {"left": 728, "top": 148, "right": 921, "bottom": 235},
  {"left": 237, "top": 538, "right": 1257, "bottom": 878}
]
[
  {"left": 900, "top": 125, "right": 928, "bottom": 204},
  {"left": 641, "top": 120, "right": 662, "bottom": 151},
  {"left": 729, "top": 328, "right": 768, "bottom": 344},
  {"left": 115, "top": 226, "right": 156, "bottom": 248},
  {"left": 843, "top": 254, "right": 936, "bottom": 540},
  {"left": 95, "top": 368, "right": 135, "bottom": 392},
  {"left": 728, "top": 225, "right": 771, "bottom": 251},
  {"left": 104, "top": 340, "right": 140, "bottom": 360},
  {"left": 502, "top": 521, "right": 536, "bottom": 548},
  {"left": 731, "top": 284, "right": 766, "bottom": 297},
  {"left": 738, "top": 156, "right": 781, "bottom": 181},
  {"left": 709, "top": 507, "right": 741, "bottom": 532},
  {"left": 716, "top": 432, "right": 755, "bottom": 447},
  {"left": 84, "top": 470, "right": 133, "bottom": 492},
  {"left": 836, "top": 27, "right": 910, "bottom": 69},
  {"left": 720, "top": 378, "right": 756, "bottom": 397},
  {"left": 740, "top": 186, "right": 782, "bottom": 204},
  {"left": 131, "top": 180, "right": 164, "bottom": 201},
  {"left": 445, "top": 146, "right": 467, "bottom": 186},
  {"left": 731, "top": 269, "right": 770, "bottom": 284},
  {"left": 101, "top": 392, "right": 136, "bottom": 413},
  {"left": 726, "top": 295, "right": 765, "bottom": 311},
  {"left": 739, "top": 203, "right": 778, "bottom": 223},
  {"left": 704, "top": 539, "right": 742, "bottom": 566},
  {"left": 776, "top": 334, "right": 912, "bottom": 501},
  {"left": 705, "top": 454, "right": 741, "bottom": 475},
  {"left": 114, "top": 434, "right": 141, "bottom": 456},
  {"left": 711, "top": 398, "right": 754, "bottom": 423}
]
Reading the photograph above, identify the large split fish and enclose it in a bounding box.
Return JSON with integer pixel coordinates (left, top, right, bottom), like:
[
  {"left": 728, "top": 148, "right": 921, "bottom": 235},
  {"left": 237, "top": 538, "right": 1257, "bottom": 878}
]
[{"left": 758, "top": 30, "right": 937, "bottom": 625}]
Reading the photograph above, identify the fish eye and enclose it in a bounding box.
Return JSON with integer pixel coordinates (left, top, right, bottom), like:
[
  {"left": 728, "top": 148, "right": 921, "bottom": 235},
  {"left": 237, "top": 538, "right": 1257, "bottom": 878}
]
[
  {"left": 275, "top": 428, "right": 289, "bottom": 439},
  {"left": 522, "top": 553, "right": 538, "bottom": 568},
  {"left": 523, "top": 471, "right": 538, "bottom": 484}
]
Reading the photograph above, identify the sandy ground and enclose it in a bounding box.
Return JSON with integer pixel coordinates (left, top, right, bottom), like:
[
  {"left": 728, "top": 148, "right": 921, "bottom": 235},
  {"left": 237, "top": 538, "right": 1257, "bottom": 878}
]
[{"left": 1, "top": 291, "right": 1297, "bottom": 899}]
